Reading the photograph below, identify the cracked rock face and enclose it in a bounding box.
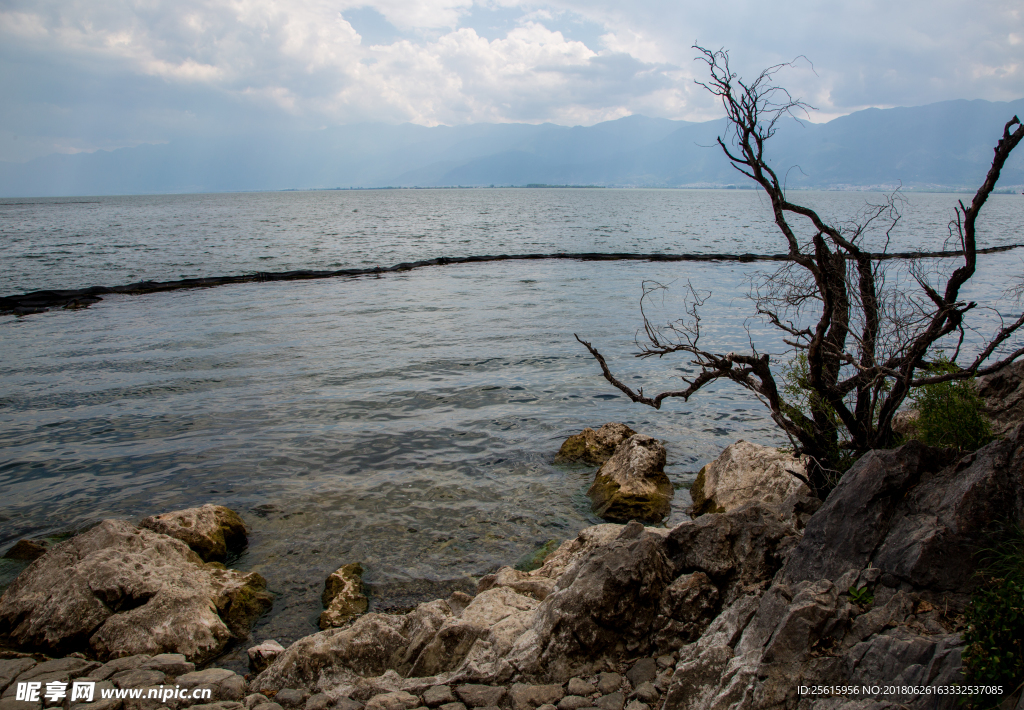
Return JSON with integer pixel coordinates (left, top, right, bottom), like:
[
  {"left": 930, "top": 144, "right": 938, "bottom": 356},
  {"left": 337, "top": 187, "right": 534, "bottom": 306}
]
[{"left": 0, "top": 519, "right": 272, "bottom": 662}]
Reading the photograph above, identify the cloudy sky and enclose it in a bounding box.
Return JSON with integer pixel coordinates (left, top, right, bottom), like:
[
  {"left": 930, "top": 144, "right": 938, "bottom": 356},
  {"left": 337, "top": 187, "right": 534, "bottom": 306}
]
[{"left": 1, "top": 0, "right": 1022, "bottom": 162}]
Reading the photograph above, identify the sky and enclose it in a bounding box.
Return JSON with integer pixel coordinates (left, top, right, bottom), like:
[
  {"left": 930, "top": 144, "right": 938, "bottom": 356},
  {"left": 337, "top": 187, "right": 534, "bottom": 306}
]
[{"left": 1, "top": 0, "right": 1022, "bottom": 162}]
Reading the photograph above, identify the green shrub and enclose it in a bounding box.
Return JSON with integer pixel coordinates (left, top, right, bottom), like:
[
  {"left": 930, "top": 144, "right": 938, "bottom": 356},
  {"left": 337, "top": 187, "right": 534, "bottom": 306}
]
[
  {"left": 910, "top": 357, "right": 993, "bottom": 451},
  {"left": 962, "top": 527, "right": 1024, "bottom": 707}
]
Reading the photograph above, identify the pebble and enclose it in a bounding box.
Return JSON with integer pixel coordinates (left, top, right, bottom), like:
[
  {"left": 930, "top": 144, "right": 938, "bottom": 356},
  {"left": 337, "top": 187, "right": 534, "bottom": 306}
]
[
  {"left": 565, "top": 680, "right": 596, "bottom": 697},
  {"left": 595, "top": 674, "right": 623, "bottom": 696}
]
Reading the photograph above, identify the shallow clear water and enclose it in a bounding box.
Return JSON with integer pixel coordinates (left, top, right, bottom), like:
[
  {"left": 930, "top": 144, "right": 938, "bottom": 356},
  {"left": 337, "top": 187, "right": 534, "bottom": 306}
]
[{"left": 1, "top": 188, "right": 1022, "bottom": 666}]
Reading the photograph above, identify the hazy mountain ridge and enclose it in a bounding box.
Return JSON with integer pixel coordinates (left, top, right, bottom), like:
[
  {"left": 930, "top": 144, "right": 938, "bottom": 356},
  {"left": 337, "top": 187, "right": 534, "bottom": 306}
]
[{"left": 1, "top": 100, "right": 1022, "bottom": 197}]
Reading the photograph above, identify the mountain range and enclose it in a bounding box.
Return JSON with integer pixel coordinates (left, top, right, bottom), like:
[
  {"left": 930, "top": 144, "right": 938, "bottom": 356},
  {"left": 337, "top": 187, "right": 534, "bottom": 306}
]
[{"left": 2, "top": 98, "right": 1022, "bottom": 197}]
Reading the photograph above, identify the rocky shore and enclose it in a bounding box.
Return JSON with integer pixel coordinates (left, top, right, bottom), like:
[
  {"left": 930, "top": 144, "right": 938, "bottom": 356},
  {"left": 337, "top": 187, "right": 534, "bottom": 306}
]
[{"left": 2, "top": 362, "right": 1023, "bottom": 710}]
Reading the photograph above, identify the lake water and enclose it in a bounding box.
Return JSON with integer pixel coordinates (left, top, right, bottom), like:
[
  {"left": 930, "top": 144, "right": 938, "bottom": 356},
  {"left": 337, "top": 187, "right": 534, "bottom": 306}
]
[{"left": 2, "top": 188, "right": 1022, "bottom": 666}]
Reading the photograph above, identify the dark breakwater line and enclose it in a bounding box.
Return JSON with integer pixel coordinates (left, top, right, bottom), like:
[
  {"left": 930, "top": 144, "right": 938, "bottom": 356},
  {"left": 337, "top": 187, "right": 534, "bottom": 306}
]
[{"left": 3, "top": 245, "right": 1022, "bottom": 315}]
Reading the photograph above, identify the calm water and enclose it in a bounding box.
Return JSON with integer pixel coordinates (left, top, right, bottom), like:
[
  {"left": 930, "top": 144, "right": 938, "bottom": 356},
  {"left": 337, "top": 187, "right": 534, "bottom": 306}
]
[{"left": 2, "top": 189, "right": 1022, "bottom": 665}]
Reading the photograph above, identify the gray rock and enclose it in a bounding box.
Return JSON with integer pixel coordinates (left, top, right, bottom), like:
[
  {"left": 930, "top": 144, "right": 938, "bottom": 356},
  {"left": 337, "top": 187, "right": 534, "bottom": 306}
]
[
  {"left": 0, "top": 659, "right": 36, "bottom": 694},
  {"left": 111, "top": 669, "right": 167, "bottom": 688},
  {"left": 88, "top": 656, "right": 152, "bottom": 682},
  {"left": 421, "top": 688, "right": 455, "bottom": 708},
  {"left": 14, "top": 659, "right": 101, "bottom": 683},
  {"left": 526, "top": 524, "right": 672, "bottom": 680},
  {"left": 630, "top": 684, "right": 658, "bottom": 705},
  {"left": 665, "top": 504, "right": 800, "bottom": 605},
  {"left": 508, "top": 685, "right": 564, "bottom": 710},
  {"left": 786, "top": 429, "right": 1024, "bottom": 593},
  {"left": 453, "top": 687, "right": 505, "bottom": 709},
  {"left": 251, "top": 601, "right": 454, "bottom": 693},
  {"left": 595, "top": 675, "right": 622, "bottom": 696},
  {"left": 654, "top": 656, "right": 674, "bottom": 670},
  {"left": 319, "top": 564, "right": 368, "bottom": 630},
  {"left": 364, "top": 692, "right": 418, "bottom": 710},
  {"left": 334, "top": 700, "right": 363, "bottom": 710},
  {"left": 782, "top": 442, "right": 960, "bottom": 586},
  {"left": 565, "top": 680, "right": 595, "bottom": 698},
  {"left": 595, "top": 694, "right": 623, "bottom": 710},
  {"left": 556, "top": 698, "right": 590, "bottom": 710},
  {"left": 139, "top": 505, "right": 248, "bottom": 563},
  {"left": 176, "top": 669, "right": 247, "bottom": 703},
  {"left": 555, "top": 424, "right": 637, "bottom": 466},
  {"left": 273, "top": 691, "right": 308, "bottom": 709},
  {"left": 139, "top": 655, "right": 194, "bottom": 680},
  {"left": 244, "top": 695, "right": 267, "bottom": 710},
  {"left": 305, "top": 694, "right": 331, "bottom": 710},
  {"left": 625, "top": 659, "right": 657, "bottom": 688},
  {"left": 0, "top": 520, "right": 272, "bottom": 663},
  {"left": 587, "top": 435, "right": 673, "bottom": 524},
  {"left": 624, "top": 703, "right": 647, "bottom": 710},
  {"left": 977, "top": 358, "right": 1024, "bottom": 437},
  {"left": 689, "top": 441, "right": 810, "bottom": 517},
  {"left": 248, "top": 641, "right": 286, "bottom": 675}
]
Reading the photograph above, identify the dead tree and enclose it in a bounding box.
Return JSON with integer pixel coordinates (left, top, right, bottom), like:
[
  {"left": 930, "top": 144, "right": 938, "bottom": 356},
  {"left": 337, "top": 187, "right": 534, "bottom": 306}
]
[{"left": 577, "top": 47, "right": 1024, "bottom": 494}]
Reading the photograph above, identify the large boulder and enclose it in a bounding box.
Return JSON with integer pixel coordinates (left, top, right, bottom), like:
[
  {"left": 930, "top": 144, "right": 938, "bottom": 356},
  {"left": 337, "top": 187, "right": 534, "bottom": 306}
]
[
  {"left": 587, "top": 435, "right": 673, "bottom": 523},
  {"left": 784, "top": 427, "right": 1024, "bottom": 592},
  {"left": 140, "top": 504, "right": 248, "bottom": 563},
  {"left": 516, "top": 521, "right": 674, "bottom": 680},
  {"left": 320, "top": 563, "right": 369, "bottom": 629},
  {"left": 555, "top": 424, "right": 636, "bottom": 465},
  {"left": 689, "top": 440, "right": 810, "bottom": 517},
  {"left": 0, "top": 519, "right": 272, "bottom": 662},
  {"left": 665, "top": 504, "right": 802, "bottom": 606},
  {"left": 977, "top": 358, "right": 1024, "bottom": 436}
]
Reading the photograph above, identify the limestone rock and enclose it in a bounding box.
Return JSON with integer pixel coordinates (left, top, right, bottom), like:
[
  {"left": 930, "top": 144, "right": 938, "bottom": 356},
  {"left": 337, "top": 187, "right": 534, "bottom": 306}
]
[
  {"left": 0, "top": 519, "right": 272, "bottom": 662},
  {"left": 476, "top": 567, "right": 556, "bottom": 601},
  {"left": 555, "top": 424, "right": 636, "bottom": 465},
  {"left": 454, "top": 686, "right": 505, "bottom": 708},
  {"left": 140, "top": 505, "right": 248, "bottom": 563},
  {"left": 249, "top": 640, "right": 286, "bottom": 674},
  {"left": 320, "top": 564, "right": 369, "bottom": 630},
  {"left": 784, "top": 429, "right": 1024, "bottom": 592},
  {"left": 689, "top": 440, "right": 809, "bottom": 517},
  {"left": 587, "top": 435, "right": 673, "bottom": 524},
  {"left": 977, "top": 358, "right": 1024, "bottom": 436},
  {"left": 251, "top": 601, "right": 453, "bottom": 693},
  {"left": 422, "top": 686, "right": 455, "bottom": 707},
  {"left": 665, "top": 504, "right": 801, "bottom": 605},
  {"left": 508, "top": 684, "right": 564, "bottom": 710},
  {"left": 523, "top": 522, "right": 673, "bottom": 680}
]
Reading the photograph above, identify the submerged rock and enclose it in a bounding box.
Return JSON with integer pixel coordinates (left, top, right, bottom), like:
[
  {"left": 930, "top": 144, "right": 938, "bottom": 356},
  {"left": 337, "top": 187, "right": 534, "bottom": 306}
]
[
  {"left": 140, "top": 504, "right": 249, "bottom": 563},
  {"left": 2, "top": 539, "right": 48, "bottom": 561},
  {"left": 0, "top": 518, "right": 272, "bottom": 662},
  {"left": 555, "top": 424, "right": 636, "bottom": 466},
  {"left": 587, "top": 435, "right": 673, "bottom": 524},
  {"left": 689, "top": 440, "right": 809, "bottom": 517},
  {"left": 320, "top": 563, "right": 370, "bottom": 630}
]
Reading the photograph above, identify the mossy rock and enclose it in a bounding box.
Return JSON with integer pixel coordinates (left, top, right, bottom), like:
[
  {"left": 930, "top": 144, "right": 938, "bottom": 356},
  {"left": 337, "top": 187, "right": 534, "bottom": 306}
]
[{"left": 555, "top": 423, "right": 637, "bottom": 465}]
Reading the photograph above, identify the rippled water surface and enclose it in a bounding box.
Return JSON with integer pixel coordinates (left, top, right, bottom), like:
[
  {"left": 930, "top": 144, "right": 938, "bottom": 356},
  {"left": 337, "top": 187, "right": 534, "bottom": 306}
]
[{"left": 2, "top": 189, "right": 1022, "bottom": 665}]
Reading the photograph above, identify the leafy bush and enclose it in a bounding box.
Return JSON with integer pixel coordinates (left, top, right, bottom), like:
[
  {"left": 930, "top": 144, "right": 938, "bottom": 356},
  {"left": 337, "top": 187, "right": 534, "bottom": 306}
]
[
  {"left": 962, "top": 527, "right": 1024, "bottom": 707},
  {"left": 909, "top": 357, "right": 993, "bottom": 451}
]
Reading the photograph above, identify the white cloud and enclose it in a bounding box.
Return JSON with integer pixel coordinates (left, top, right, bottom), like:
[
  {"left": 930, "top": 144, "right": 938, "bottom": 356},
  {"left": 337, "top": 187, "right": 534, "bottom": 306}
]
[{"left": 1, "top": 0, "right": 1022, "bottom": 161}]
